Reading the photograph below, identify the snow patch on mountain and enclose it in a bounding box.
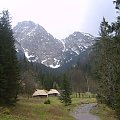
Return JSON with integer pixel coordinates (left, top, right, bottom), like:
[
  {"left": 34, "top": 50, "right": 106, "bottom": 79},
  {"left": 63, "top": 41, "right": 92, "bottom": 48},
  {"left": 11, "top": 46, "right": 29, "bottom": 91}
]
[
  {"left": 59, "top": 39, "right": 66, "bottom": 52},
  {"left": 82, "top": 32, "right": 94, "bottom": 38},
  {"left": 48, "top": 58, "right": 61, "bottom": 68},
  {"left": 49, "top": 64, "right": 60, "bottom": 69},
  {"left": 16, "top": 48, "right": 19, "bottom": 52},
  {"left": 23, "top": 48, "right": 38, "bottom": 62},
  {"left": 41, "top": 59, "right": 48, "bottom": 64},
  {"left": 71, "top": 47, "right": 79, "bottom": 55},
  {"left": 54, "top": 58, "right": 60, "bottom": 63}
]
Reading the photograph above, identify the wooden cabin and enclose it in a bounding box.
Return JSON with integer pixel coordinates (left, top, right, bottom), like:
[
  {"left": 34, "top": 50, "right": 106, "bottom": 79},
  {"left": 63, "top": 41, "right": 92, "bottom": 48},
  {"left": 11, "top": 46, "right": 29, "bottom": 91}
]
[
  {"left": 48, "top": 89, "right": 60, "bottom": 97},
  {"left": 32, "top": 89, "right": 48, "bottom": 98}
]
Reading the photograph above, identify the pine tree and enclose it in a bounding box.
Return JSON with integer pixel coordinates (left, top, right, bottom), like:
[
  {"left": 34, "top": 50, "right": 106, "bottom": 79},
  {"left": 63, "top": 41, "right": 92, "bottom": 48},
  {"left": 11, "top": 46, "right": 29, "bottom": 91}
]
[
  {"left": 92, "top": 2, "right": 120, "bottom": 119},
  {"left": 112, "top": 1, "right": 120, "bottom": 118},
  {"left": 60, "top": 74, "right": 72, "bottom": 106},
  {"left": 93, "top": 18, "right": 114, "bottom": 105},
  {"left": 0, "top": 10, "right": 20, "bottom": 105}
]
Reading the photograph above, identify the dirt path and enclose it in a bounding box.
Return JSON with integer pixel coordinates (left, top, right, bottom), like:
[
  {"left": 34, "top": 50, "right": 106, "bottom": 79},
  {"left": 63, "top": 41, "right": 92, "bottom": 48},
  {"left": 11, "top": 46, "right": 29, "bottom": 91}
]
[{"left": 71, "top": 103, "right": 100, "bottom": 120}]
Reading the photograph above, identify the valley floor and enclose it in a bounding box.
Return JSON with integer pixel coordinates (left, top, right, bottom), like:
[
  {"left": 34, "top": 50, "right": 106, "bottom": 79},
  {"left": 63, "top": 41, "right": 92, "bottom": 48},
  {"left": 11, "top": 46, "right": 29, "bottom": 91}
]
[
  {"left": 0, "top": 97, "right": 96, "bottom": 120},
  {"left": 0, "top": 97, "right": 116, "bottom": 120}
]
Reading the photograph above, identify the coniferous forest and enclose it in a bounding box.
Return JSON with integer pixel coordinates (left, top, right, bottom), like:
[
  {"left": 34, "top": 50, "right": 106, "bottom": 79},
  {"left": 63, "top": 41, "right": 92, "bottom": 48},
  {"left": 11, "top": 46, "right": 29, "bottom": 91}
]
[{"left": 92, "top": 0, "right": 120, "bottom": 118}]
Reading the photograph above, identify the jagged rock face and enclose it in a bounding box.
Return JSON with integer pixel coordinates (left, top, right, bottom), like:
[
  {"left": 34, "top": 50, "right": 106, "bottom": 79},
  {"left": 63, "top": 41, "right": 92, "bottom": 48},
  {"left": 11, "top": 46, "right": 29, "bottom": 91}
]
[
  {"left": 13, "top": 21, "right": 95, "bottom": 68},
  {"left": 13, "top": 21, "right": 63, "bottom": 67},
  {"left": 64, "top": 32, "right": 95, "bottom": 55},
  {"left": 60, "top": 32, "right": 95, "bottom": 64}
]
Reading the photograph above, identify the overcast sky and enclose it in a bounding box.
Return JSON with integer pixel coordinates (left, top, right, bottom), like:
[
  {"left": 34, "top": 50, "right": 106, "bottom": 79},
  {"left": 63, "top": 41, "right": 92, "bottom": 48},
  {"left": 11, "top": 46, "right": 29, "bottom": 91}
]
[{"left": 0, "top": 0, "right": 117, "bottom": 39}]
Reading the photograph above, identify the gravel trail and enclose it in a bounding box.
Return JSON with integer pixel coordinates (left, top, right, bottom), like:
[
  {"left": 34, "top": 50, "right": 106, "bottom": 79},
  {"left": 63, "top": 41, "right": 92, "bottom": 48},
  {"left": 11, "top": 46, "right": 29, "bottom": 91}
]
[{"left": 71, "top": 103, "right": 100, "bottom": 120}]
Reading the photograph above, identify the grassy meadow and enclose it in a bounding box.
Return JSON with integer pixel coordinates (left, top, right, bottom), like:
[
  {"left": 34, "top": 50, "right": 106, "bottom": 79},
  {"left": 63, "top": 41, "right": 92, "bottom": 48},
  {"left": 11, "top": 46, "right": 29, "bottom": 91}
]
[
  {"left": 0, "top": 95, "right": 96, "bottom": 120},
  {"left": 91, "top": 104, "right": 117, "bottom": 120}
]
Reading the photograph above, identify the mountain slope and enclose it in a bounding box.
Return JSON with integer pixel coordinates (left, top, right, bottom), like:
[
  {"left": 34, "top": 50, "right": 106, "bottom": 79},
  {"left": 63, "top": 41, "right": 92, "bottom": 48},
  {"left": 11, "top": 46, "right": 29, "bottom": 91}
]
[
  {"left": 13, "top": 21, "right": 64, "bottom": 67},
  {"left": 13, "top": 21, "right": 95, "bottom": 68},
  {"left": 61, "top": 32, "right": 95, "bottom": 65}
]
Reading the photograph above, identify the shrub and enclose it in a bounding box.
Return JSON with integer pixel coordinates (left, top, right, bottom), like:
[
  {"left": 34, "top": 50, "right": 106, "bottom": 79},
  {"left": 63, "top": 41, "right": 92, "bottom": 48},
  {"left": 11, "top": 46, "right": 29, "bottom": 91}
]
[
  {"left": 44, "top": 99, "right": 50, "bottom": 104},
  {"left": 1, "top": 108, "right": 10, "bottom": 115}
]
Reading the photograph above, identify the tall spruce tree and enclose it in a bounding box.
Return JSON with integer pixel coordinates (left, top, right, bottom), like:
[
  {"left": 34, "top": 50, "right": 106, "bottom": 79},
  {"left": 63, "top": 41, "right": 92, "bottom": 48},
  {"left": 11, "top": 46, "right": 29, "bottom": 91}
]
[
  {"left": 92, "top": 1, "right": 120, "bottom": 119},
  {"left": 113, "top": 1, "right": 120, "bottom": 118},
  {"left": 93, "top": 18, "right": 114, "bottom": 105},
  {"left": 0, "top": 10, "right": 19, "bottom": 105},
  {"left": 60, "top": 74, "right": 72, "bottom": 106}
]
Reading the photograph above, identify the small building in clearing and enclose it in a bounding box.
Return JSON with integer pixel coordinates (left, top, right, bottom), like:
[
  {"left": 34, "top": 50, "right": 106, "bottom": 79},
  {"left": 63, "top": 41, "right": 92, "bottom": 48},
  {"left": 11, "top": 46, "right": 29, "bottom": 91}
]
[
  {"left": 32, "top": 89, "right": 48, "bottom": 98},
  {"left": 48, "top": 89, "right": 60, "bottom": 97}
]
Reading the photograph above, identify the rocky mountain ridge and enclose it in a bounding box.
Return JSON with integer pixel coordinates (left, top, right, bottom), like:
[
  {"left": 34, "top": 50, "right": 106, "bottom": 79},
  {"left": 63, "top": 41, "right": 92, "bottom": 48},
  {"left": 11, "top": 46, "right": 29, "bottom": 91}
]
[{"left": 14, "top": 21, "right": 95, "bottom": 68}]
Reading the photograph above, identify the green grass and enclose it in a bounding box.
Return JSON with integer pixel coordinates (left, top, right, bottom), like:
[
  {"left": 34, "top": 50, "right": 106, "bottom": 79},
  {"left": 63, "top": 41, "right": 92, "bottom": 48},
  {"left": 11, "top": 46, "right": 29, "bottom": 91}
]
[
  {"left": 91, "top": 104, "right": 117, "bottom": 120},
  {"left": 70, "top": 97, "right": 96, "bottom": 108},
  {"left": 0, "top": 96, "right": 97, "bottom": 120},
  {"left": 0, "top": 114, "right": 24, "bottom": 120}
]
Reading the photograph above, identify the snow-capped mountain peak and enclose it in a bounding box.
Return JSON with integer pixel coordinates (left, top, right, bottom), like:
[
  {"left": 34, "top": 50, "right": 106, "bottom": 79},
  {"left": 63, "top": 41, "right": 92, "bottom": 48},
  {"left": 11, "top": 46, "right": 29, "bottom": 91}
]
[{"left": 14, "top": 21, "right": 95, "bottom": 68}]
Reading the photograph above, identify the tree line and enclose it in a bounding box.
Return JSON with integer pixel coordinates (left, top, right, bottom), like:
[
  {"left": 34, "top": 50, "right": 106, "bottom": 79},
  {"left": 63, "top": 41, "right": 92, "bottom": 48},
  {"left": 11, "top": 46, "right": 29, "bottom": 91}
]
[{"left": 92, "top": 0, "right": 120, "bottom": 119}]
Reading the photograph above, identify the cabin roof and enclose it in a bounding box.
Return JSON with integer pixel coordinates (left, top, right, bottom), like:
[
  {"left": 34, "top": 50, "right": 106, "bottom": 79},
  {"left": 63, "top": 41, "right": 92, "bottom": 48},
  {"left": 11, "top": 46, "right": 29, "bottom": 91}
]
[
  {"left": 48, "top": 89, "right": 60, "bottom": 95},
  {"left": 32, "top": 89, "right": 48, "bottom": 96}
]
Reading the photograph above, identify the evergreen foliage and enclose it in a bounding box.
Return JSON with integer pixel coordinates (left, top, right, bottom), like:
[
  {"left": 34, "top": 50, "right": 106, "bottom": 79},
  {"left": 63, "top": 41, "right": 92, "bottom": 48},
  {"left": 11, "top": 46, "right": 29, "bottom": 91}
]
[
  {"left": 0, "top": 10, "right": 20, "bottom": 105},
  {"left": 92, "top": 2, "right": 120, "bottom": 119},
  {"left": 65, "top": 50, "right": 97, "bottom": 94},
  {"left": 60, "top": 74, "right": 72, "bottom": 106}
]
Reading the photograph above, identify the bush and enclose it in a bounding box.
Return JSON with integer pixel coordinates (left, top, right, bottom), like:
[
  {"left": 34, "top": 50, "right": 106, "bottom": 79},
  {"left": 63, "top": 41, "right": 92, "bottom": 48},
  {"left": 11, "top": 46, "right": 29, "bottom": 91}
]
[
  {"left": 58, "top": 95, "right": 63, "bottom": 102},
  {"left": 44, "top": 99, "right": 50, "bottom": 104},
  {"left": 1, "top": 108, "right": 10, "bottom": 115}
]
